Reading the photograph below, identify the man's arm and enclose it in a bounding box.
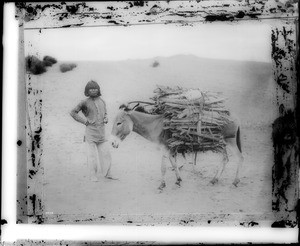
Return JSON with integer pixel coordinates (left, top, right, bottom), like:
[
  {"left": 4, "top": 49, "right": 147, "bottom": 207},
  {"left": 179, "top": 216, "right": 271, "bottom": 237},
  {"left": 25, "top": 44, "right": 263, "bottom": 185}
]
[
  {"left": 103, "top": 99, "right": 108, "bottom": 124},
  {"left": 70, "top": 101, "right": 89, "bottom": 125}
]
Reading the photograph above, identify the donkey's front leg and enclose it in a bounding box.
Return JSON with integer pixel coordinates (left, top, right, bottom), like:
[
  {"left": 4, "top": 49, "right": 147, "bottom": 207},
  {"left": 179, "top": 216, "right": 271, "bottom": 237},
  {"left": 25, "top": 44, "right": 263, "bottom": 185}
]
[{"left": 169, "top": 154, "right": 182, "bottom": 187}]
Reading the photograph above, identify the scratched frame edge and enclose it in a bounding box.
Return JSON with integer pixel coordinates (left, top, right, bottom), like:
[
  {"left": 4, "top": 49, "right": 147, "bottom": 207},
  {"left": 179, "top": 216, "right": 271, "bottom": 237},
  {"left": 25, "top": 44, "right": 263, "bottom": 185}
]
[
  {"left": 15, "top": 1, "right": 299, "bottom": 227},
  {"left": 17, "top": 19, "right": 28, "bottom": 224}
]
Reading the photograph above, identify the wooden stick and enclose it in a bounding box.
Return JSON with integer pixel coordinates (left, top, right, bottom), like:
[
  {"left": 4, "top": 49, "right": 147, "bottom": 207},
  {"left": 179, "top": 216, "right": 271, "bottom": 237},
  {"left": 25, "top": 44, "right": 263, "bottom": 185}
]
[{"left": 127, "top": 101, "right": 156, "bottom": 105}]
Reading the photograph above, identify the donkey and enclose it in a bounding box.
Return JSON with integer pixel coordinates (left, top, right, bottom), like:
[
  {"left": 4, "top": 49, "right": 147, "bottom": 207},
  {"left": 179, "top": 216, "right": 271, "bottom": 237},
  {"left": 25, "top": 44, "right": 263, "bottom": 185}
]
[{"left": 111, "top": 104, "right": 244, "bottom": 190}]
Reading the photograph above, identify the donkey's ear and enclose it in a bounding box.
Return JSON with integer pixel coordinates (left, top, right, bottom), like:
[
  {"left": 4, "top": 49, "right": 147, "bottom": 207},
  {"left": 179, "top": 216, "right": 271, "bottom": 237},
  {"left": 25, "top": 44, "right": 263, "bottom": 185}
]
[{"left": 119, "top": 104, "right": 131, "bottom": 112}]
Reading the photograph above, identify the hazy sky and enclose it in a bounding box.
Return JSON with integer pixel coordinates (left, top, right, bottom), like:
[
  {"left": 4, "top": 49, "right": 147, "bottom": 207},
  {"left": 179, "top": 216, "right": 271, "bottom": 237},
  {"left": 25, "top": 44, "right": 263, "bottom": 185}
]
[{"left": 25, "top": 22, "right": 272, "bottom": 63}]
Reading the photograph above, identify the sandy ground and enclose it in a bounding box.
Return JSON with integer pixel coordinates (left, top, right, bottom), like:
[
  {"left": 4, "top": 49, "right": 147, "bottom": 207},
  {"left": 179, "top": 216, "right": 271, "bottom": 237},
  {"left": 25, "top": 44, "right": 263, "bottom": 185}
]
[{"left": 35, "top": 56, "right": 277, "bottom": 225}]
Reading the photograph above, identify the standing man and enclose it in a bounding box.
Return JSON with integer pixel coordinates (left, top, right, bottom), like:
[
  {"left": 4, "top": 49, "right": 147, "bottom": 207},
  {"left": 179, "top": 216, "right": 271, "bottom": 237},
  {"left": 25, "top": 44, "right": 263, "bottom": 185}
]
[{"left": 70, "top": 80, "right": 116, "bottom": 182}]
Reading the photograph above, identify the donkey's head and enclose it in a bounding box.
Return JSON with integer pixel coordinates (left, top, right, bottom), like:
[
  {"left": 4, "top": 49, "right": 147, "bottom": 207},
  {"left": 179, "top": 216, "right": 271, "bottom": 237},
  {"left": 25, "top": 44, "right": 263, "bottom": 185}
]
[{"left": 111, "top": 104, "right": 133, "bottom": 148}]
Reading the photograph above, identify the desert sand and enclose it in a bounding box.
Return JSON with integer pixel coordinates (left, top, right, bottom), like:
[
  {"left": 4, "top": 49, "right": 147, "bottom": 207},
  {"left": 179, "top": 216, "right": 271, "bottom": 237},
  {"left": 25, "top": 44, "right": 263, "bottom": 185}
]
[{"left": 33, "top": 55, "right": 277, "bottom": 225}]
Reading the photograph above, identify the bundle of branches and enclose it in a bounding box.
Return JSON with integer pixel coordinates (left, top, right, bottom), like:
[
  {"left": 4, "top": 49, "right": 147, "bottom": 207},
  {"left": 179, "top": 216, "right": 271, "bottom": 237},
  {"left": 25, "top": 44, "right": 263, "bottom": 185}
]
[{"left": 149, "top": 85, "right": 231, "bottom": 154}]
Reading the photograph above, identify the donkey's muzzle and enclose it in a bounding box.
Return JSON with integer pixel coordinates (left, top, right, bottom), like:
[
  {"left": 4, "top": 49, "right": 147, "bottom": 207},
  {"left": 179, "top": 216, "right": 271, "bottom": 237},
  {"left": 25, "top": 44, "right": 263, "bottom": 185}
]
[
  {"left": 112, "top": 141, "right": 119, "bottom": 148},
  {"left": 110, "top": 135, "right": 120, "bottom": 148},
  {"left": 111, "top": 139, "right": 119, "bottom": 148}
]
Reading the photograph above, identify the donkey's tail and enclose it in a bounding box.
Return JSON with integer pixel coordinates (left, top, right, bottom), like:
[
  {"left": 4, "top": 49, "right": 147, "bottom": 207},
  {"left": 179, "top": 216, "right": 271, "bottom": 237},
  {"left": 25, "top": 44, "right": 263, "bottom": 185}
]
[{"left": 236, "top": 127, "right": 242, "bottom": 153}]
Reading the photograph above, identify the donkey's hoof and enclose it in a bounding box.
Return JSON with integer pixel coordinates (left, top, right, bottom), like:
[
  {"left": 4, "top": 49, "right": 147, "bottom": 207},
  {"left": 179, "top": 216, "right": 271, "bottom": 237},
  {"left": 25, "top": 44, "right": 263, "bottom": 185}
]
[
  {"left": 232, "top": 178, "right": 240, "bottom": 187},
  {"left": 158, "top": 182, "right": 166, "bottom": 191},
  {"left": 175, "top": 178, "right": 182, "bottom": 186},
  {"left": 210, "top": 178, "right": 218, "bottom": 185}
]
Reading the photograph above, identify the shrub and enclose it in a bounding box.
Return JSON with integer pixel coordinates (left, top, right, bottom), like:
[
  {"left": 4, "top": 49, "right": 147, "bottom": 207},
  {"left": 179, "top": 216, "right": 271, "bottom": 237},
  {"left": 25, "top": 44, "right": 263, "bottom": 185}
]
[
  {"left": 60, "top": 63, "right": 77, "bottom": 73},
  {"left": 25, "top": 55, "right": 47, "bottom": 75},
  {"left": 152, "top": 60, "right": 160, "bottom": 68},
  {"left": 43, "top": 56, "right": 57, "bottom": 67}
]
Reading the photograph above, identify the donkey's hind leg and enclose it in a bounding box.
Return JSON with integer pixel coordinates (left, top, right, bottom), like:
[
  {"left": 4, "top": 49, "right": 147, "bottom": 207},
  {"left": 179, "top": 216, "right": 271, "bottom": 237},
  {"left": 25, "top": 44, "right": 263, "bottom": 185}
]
[
  {"left": 226, "top": 138, "right": 244, "bottom": 186},
  {"left": 158, "top": 152, "right": 168, "bottom": 190},
  {"left": 169, "top": 154, "right": 182, "bottom": 187},
  {"left": 210, "top": 148, "right": 229, "bottom": 185}
]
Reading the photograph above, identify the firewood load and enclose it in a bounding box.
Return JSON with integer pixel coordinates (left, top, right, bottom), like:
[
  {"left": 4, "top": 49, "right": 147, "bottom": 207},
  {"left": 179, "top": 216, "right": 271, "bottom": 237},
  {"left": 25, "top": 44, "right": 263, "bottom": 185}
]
[{"left": 132, "top": 85, "right": 232, "bottom": 154}]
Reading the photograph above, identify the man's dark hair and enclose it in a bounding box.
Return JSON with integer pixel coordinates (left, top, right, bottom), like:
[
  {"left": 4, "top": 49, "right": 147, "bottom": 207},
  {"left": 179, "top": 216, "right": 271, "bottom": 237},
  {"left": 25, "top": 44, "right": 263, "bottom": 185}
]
[{"left": 84, "top": 80, "right": 102, "bottom": 97}]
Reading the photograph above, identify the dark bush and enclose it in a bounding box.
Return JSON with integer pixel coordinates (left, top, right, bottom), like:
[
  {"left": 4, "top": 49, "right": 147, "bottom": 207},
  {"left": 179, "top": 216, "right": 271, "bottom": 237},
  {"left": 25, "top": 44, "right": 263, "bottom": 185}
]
[
  {"left": 152, "top": 60, "right": 160, "bottom": 68},
  {"left": 25, "top": 55, "right": 47, "bottom": 75},
  {"left": 60, "top": 63, "right": 77, "bottom": 73},
  {"left": 43, "top": 56, "right": 57, "bottom": 67}
]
